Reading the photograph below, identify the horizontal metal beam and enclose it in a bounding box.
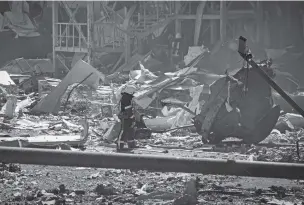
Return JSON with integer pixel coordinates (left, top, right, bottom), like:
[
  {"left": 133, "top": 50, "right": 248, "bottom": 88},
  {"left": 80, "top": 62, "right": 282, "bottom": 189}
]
[
  {"left": 177, "top": 12, "right": 255, "bottom": 20},
  {"left": 1, "top": 147, "right": 304, "bottom": 180}
]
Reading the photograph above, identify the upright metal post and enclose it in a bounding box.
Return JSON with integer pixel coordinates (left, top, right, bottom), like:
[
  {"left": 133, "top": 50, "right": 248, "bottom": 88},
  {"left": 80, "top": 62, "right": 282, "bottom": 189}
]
[
  {"left": 52, "top": 1, "right": 59, "bottom": 77},
  {"left": 87, "top": 1, "right": 94, "bottom": 65}
]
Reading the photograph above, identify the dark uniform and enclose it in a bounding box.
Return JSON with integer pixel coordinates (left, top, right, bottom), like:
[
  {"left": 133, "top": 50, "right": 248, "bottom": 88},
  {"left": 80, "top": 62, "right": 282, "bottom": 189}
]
[
  {"left": 170, "top": 33, "right": 187, "bottom": 69},
  {"left": 116, "top": 92, "right": 137, "bottom": 150}
]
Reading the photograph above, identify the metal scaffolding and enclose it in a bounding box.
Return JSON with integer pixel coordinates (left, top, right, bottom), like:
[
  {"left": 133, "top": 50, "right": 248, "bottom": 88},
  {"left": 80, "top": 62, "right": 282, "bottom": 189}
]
[
  {"left": 52, "top": 1, "right": 94, "bottom": 77},
  {"left": 50, "top": 1, "right": 264, "bottom": 74}
]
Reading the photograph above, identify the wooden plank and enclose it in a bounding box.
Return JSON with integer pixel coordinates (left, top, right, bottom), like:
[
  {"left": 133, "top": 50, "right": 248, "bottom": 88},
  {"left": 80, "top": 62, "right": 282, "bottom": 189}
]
[
  {"left": 220, "top": 1, "right": 227, "bottom": 42},
  {"left": 194, "top": 1, "right": 207, "bottom": 46}
]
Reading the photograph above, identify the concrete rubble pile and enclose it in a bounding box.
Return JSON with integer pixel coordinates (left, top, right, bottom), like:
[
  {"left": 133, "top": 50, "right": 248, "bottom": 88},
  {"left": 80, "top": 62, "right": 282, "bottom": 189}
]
[{"left": 0, "top": 40, "right": 303, "bottom": 164}]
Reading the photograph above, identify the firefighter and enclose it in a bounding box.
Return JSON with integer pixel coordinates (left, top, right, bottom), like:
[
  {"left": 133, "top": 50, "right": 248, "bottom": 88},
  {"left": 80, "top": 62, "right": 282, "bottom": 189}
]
[
  {"left": 172, "top": 33, "right": 182, "bottom": 58},
  {"left": 116, "top": 84, "right": 138, "bottom": 151}
]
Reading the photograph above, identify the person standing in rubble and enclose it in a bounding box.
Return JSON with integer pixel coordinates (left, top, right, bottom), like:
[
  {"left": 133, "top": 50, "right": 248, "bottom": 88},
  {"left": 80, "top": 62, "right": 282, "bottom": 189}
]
[
  {"left": 172, "top": 33, "right": 182, "bottom": 59},
  {"left": 116, "top": 84, "right": 138, "bottom": 151},
  {"left": 171, "top": 33, "right": 188, "bottom": 70}
]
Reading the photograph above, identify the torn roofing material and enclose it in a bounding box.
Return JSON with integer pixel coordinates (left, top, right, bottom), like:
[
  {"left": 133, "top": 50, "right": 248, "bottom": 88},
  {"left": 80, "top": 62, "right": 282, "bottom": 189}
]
[{"left": 31, "top": 60, "right": 105, "bottom": 114}]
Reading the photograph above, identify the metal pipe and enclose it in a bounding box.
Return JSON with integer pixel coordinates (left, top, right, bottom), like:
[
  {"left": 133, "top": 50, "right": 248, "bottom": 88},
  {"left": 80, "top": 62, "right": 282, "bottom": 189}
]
[{"left": 1, "top": 147, "right": 304, "bottom": 180}]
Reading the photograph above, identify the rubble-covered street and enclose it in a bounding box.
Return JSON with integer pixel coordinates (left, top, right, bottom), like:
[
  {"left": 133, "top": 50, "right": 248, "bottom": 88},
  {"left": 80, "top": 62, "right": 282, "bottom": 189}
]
[{"left": 1, "top": 60, "right": 304, "bottom": 204}]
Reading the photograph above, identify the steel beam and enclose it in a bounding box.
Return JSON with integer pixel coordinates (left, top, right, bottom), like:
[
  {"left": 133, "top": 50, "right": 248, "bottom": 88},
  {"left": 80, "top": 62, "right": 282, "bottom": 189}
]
[
  {"left": 1, "top": 147, "right": 304, "bottom": 180},
  {"left": 238, "top": 38, "right": 304, "bottom": 118}
]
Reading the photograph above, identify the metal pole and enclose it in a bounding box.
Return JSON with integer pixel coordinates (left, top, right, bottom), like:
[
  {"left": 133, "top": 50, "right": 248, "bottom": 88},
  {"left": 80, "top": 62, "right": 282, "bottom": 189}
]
[
  {"left": 87, "top": 1, "right": 94, "bottom": 65},
  {"left": 1, "top": 147, "right": 304, "bottom": 180},
  {"left": 239, "top": 53, "right": 304, "bottom": 118},
  {"left": 52, "top": 1, "right": 58, "bottom": 78}
]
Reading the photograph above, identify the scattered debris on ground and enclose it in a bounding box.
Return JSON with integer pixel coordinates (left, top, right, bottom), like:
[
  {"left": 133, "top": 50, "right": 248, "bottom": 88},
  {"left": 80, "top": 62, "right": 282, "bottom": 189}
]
[{"left": 1, "top": 38, "right": 304, "bottom": 204}]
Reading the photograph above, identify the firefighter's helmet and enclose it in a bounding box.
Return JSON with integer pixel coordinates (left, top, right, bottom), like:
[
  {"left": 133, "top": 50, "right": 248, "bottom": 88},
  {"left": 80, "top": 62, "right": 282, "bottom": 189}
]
[
  {"left": 175, "top": 33, "right": 182, "bottom": 39},
  {"left": 122, "top": 84, "right": 137, "bottom": 95}
]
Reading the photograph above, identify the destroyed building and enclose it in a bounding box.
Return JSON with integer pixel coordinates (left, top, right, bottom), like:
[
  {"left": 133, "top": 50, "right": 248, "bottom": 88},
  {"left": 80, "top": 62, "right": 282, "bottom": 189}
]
[
  {"left": 0, "top": 1, "right": 304, "bottom": 144},
  {"left": 2, "top": 1, "right": 304, "bottom": 204}
]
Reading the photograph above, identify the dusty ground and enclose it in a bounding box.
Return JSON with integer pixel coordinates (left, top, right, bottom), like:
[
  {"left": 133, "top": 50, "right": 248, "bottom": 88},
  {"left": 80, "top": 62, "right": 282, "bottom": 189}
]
[{"left": 1, "top": 139, "right": 304, "bottom": 205}]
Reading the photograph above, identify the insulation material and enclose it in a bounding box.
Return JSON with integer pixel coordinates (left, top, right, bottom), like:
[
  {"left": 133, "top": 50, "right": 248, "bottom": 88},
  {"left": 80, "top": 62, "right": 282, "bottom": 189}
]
[
  {"left": 143, "top": 116, "right": 176, "bottom": 131},
  {"left": 161, "top": 106, "right": 182, "bottom": 117},
  {"left": 129, "top": 62, "right": 158, "bottom": 84},
  {"left": 171, "top": 85, "right": 204, "bottom": 128},
  {"left": 1, "top": 95, "right": 17, "bottom": 119},
  {"left": 0, "top": 71, "right": 15, "bottom": 86},
  {"left": 184, "top": 46, "right": 206, "bottom": 65},
  {"left": 15, "top": 97, "right": 33, "bottom": 114},
  {"left": 132, "top": 66, "right": 197, "bottom": 109}
]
